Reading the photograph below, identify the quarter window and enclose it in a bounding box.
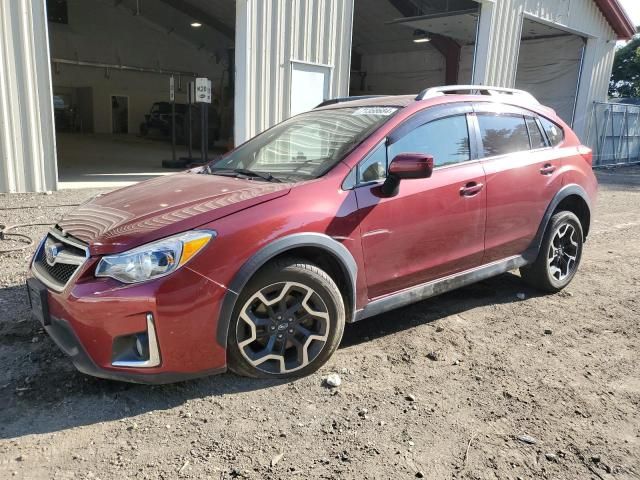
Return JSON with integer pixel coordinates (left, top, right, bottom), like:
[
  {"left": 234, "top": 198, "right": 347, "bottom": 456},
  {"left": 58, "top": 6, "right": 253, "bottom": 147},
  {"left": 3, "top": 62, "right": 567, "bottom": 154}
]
[
  {"left": 526, "top": 117, "right": 547, "bottom": 149},
  {"left": 539, "top": 117, "right": 564, "bottom": 146},
  {"left": 477, "top": 114, "right": 530, "bottom": 157},
  {"left": 357, "top": 144, "right": 387, "bottom": 183},
  {"left": 389, "top": 115, "right": 471, "bottom": 167}
]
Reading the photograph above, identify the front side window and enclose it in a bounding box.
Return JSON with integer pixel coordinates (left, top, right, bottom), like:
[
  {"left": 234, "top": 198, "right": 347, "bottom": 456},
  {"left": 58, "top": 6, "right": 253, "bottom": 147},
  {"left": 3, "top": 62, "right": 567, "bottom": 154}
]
[
  {"left": 389, "top": 115, "right": 471, "bottom": 167},
  {"left": 478, "top": 114, "right": 530, "bottom": 157},
  {"left": 539, "top": 117, "right": 564, "bottom": 146},
  {"left": 211, "top": 106, "right": 397, "bottom": 182}
]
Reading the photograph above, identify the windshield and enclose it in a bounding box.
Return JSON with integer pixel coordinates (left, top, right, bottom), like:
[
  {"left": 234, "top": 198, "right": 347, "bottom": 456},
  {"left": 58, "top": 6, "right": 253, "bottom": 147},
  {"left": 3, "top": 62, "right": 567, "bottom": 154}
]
[{"left": 209, "top": 106, "right": 398, "bottom": 182}]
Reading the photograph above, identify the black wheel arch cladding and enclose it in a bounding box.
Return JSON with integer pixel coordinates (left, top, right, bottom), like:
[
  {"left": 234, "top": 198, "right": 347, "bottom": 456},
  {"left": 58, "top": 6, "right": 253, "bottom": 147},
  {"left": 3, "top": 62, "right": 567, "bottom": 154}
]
[
  {"left": 215, "top": 233, "right": 358, "bottom": 348},
  {"left": 525, "top": 183, "right": 592, "bottom": 262}
]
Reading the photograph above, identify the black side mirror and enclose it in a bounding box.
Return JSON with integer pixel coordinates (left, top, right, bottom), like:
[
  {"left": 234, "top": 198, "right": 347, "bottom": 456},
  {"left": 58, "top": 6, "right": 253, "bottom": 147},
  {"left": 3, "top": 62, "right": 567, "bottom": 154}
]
[{"left": 381, "top": 153, "right": 434, "bottom": 196}]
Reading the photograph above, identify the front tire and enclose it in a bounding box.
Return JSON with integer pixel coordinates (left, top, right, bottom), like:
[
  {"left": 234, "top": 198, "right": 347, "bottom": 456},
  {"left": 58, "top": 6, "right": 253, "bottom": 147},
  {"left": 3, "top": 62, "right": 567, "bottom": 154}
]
[
  {"left": 227, "top": 259, "right": 345, "bottom": 379},
  {"left": 520, "top": 211, "right": 584, "bottom": 293}
]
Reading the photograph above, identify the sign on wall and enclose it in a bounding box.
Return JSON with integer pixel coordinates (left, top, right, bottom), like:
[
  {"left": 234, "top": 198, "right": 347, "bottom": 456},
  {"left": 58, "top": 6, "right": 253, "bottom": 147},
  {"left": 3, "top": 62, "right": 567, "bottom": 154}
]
[
  {"left": 290, "top": 62, "right": 331, "bottom": 116},
  {"left": 195, "top": 77, "right": 212, "bottom": 103}
]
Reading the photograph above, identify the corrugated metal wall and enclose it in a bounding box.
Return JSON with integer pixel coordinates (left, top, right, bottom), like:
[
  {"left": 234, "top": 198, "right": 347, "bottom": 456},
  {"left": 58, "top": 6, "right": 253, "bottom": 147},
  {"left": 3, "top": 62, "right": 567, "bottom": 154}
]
[
  {"left": 481, "top": 0, "right": 526, "bottom": 87},
  {"left": 234, "top": 0, "right": 354, "bottom": 144},
  {"left": 473, "top": 0, "right": 618, "bottom": 140},
  {"left": 0, "top": 0, "right": 57, "bottom": 193}
]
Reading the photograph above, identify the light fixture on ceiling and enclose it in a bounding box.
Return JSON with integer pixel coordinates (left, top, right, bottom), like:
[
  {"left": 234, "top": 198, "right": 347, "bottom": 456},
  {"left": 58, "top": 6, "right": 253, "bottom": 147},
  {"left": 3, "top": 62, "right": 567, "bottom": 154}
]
[
  {"left": 413, "top": 29, "right": 431, "bottom": 43},
  {"left": 190, "top": 21, "right": 202, "bottom": 28}
]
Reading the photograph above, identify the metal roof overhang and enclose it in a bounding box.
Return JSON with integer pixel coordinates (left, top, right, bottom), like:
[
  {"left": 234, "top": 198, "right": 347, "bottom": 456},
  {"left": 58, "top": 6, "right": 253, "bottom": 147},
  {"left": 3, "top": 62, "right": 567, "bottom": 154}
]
[{"left": 594, "top": 0, "right": 636, "bottom": 39}]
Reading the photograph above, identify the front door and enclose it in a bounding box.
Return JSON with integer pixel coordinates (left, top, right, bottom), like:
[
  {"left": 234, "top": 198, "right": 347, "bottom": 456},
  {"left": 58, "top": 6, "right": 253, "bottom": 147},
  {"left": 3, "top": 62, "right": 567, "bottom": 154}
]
[{"left": 354, "top": 113, "right": 486, "bottom": 300}]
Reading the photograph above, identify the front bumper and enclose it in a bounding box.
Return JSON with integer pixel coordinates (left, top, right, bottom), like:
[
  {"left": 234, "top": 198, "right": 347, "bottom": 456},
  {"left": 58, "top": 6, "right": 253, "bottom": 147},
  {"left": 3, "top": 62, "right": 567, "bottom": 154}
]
[
  {"left": 29, "top": 261, "right": 230, "bottom": 384},
  {"left": 44, "top": 314, "right": 225, "bottom": 384}
]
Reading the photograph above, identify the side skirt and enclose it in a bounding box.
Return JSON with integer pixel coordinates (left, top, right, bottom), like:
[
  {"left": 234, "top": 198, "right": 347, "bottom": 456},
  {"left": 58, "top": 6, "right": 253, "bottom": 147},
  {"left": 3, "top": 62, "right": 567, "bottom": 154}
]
[{"left": 354, "top": 255, "right": 529, "bottom": 322}]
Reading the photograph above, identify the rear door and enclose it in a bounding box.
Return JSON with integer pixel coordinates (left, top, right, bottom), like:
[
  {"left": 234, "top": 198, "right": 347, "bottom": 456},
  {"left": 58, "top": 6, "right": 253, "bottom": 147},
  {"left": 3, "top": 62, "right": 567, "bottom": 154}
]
[
  {"left": 353, "top": 106, "right": 487, "bottom": 299},
  {"left": 474, "top": 103, "right": 564, "bottom": 263}
]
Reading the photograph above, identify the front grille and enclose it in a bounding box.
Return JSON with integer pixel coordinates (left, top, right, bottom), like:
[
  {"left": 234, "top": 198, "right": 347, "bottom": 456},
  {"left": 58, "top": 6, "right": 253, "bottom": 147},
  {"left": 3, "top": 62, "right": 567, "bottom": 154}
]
[{"left": 32, "top": 230, "right": 89, "bottom": 291}]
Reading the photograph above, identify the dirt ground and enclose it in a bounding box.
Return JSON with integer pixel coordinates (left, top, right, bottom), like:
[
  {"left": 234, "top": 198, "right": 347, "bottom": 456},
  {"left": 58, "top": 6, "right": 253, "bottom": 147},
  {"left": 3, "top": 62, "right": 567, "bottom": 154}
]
[{"left": 0, "top": 167, "right": 638, "bottom": 480}]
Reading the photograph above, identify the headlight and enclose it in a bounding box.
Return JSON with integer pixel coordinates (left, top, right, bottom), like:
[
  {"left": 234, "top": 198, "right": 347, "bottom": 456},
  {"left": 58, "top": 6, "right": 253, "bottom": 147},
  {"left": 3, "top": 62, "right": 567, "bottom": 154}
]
[{"left": 95, "top": 230, "right": 214, "bottom": 284}]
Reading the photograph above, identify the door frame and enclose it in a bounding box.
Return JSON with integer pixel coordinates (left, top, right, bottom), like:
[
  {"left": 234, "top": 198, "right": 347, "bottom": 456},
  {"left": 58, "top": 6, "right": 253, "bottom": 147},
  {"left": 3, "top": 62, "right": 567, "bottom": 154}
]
[{"left": 110, "top": 94, "right": 130, "bottom": 134}]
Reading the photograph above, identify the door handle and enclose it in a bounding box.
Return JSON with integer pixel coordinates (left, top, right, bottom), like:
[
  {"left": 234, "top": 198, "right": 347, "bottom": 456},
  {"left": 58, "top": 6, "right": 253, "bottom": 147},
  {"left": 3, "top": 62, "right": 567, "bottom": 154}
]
[
  {"left": 460, "top": 182, "right": 484, "bottom": 197},
  {"left": 540, "top": 163, "right": 556, "bottom": 175}
]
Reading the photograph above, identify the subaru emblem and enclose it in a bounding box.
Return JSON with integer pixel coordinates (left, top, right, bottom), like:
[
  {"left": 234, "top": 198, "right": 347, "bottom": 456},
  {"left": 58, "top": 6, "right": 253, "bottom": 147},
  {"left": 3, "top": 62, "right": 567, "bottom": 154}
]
[{"left": 44, "top": 238, "right": 64, "bottom": 266}]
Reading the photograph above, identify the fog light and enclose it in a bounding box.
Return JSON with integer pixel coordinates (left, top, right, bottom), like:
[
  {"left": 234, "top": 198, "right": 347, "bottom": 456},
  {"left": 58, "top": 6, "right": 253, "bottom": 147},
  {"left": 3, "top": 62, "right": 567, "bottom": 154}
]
[
  {"left": 111, "top": 314, "right": 161, "bottom": 368},
  {"left": 135, "top": 333, "right": 149, "bottom": 359}
]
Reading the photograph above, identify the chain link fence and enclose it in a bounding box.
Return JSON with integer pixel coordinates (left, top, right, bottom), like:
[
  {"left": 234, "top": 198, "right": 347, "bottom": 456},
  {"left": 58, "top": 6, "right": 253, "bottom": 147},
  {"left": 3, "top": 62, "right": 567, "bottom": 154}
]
[{"left": 586, "top": 101, "right": 640, "bottom": 167}]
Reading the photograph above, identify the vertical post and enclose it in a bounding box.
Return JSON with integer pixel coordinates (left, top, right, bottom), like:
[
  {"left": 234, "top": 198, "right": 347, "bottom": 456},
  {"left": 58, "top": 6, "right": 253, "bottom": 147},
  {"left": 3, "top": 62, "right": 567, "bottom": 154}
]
[
  {"left": 625, "top": 106, "right": 630, "bottom": 165},
  {"left": 195, "top": 77, "right": 212, "bottom": 164},
  {"left": 170, "top": 75, "right": 176, "bottom": 163},
  {"left": 592, "top": 104, "right": 600, "bottom": 166},
  {"left": 205, "top": 104, "right": 209, "bottom": 162},
  {"left": 200, "top": 102, "right": 206, "bottom": 163},
  {"left": 430, "top": 35, "right": 461, "bottom": 85},
  {"left": 187, "top": 81, "right": 193, "bottom": 161},
  {"left": 471, "top": 0, "right": 494, "bottom": 86}
]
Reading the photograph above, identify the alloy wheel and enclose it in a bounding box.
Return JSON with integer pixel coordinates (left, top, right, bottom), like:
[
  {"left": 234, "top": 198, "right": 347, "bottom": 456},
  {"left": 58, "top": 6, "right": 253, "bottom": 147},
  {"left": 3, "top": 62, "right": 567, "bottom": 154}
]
[
  {"left": 236, "top": 281, "right": 330, "bottom": 374},
  {"left": 547, "top": 223, "right": 579, "bottom": 282}
]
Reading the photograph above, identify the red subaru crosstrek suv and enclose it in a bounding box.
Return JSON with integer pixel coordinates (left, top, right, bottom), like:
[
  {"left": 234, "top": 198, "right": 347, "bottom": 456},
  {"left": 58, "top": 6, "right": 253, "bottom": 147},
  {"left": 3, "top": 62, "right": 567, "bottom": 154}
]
[{"left": 27, "top": 86, "right": 597, "bottom": 383}]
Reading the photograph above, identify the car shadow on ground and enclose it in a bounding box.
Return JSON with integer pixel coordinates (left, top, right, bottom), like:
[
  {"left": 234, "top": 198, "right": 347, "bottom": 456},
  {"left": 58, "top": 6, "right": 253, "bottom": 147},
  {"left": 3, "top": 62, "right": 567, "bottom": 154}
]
[
  {"left": 341, "top": 270, "right": 531, "bottom": 348},
  {"left": 0, "top": 271, "right": 538, "bottom": 439}
]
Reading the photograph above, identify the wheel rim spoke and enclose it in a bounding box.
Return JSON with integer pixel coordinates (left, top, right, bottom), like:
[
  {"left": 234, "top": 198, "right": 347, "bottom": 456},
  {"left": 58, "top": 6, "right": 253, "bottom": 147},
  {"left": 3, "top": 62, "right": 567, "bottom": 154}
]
[
  {"left": 547, "top": 222, "right": 580, "bottom": 281},
  {"left": 236, "top": 281, "right": 330, "bottom": 374}
]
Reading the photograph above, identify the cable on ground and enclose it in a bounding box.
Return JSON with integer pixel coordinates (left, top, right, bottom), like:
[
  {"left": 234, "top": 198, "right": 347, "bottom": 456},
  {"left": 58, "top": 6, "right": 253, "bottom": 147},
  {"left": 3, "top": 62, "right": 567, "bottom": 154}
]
[{"left": 0, "top": 203, "right": 80, "bottom": 255}]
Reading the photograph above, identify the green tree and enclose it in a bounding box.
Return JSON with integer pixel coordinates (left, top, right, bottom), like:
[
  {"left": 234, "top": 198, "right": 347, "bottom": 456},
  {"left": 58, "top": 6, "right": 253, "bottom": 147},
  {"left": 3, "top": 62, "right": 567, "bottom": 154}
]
[{"left": 610, "top": 34, "right": 640, "bottom": 98}]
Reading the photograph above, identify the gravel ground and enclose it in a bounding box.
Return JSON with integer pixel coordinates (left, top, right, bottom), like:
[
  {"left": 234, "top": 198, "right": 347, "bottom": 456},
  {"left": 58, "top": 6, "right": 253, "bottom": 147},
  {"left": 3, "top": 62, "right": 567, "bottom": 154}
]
[{"left": 0, "top": 167, "right": 639, "bottom": 479}]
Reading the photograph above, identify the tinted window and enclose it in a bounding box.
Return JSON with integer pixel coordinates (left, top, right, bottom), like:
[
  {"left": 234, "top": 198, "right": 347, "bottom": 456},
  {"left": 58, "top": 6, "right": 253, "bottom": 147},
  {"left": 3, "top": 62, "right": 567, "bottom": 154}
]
[
  {"left": 357, "top": 144, "right": 387, "bottom": 183},
  {"left": 526, "top": 117, "right": 547, "bottom": 149},
  {"left": 478, "top": 114, "right": 530, "bottom": 157},
  {"left": 389, "top": 115, "right": 470, "bottom": 167},
  {"left": 539, "top": 117, "right": 564, "bottom": 146}
]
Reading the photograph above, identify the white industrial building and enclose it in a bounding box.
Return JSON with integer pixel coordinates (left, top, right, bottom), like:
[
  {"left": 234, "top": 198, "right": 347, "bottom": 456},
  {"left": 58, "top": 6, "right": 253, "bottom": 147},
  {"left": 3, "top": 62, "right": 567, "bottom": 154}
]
[{"left": 0, "top": 0, "right": 634, "bottom": 193}]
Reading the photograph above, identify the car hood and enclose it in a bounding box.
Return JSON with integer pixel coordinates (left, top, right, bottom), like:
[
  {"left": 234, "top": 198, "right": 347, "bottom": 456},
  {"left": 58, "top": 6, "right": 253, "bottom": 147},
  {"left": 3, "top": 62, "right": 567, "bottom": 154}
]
[{"left": 57, "top": 172, "right": 291, "bottom": 255}]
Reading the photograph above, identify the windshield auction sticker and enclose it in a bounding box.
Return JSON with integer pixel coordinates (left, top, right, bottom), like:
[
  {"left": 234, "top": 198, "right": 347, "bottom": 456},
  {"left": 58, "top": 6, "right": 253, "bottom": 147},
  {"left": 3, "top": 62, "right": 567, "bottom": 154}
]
[{"left": 352, "top": 107, "right": 397, "bottom": 116}]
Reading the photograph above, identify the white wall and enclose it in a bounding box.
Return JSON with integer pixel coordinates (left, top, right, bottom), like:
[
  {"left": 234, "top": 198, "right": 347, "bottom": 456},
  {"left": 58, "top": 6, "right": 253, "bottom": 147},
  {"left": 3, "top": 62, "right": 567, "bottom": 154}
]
[{"left": 49, "top": 0, "right": 227, "bottom": 134}]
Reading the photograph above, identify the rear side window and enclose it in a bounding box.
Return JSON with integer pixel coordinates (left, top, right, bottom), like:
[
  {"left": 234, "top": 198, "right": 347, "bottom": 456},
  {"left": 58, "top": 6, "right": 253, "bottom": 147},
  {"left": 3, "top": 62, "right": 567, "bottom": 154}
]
[
  {"left": 477, "top": 114, "right": 530, "bottom": 157},
  {"left": 526, "top": 117, "right": 547, "bottom": 149},
  {"left": 389, "top": 115, "right": 471, "bottom": 167},
  {"left": 539, "top": 117, "right": 564, "bottom": 146}
]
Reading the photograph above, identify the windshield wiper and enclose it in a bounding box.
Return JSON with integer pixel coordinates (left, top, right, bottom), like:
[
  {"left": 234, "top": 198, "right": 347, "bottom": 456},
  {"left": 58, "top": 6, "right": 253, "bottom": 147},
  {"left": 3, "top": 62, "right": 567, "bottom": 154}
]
[{"left": 209, "top": 168, "right": 282, "bottom": 183}]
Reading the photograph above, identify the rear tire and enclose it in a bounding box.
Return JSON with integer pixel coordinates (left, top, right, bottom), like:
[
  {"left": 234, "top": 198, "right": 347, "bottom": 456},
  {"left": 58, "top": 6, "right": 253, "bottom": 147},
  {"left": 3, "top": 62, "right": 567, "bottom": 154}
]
[
  {"left": 227, "top": 258, "right": 345, "bottom": 379},
  {"left": 520, "top": 211, "right": 583, "bottom": 293}
]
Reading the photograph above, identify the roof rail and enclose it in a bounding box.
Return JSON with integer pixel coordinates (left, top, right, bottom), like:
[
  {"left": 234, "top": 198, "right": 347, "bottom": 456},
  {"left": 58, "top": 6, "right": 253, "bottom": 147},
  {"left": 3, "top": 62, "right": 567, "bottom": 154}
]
[{"left": 416, "top": 85, "right": 539, "bottom": 104}]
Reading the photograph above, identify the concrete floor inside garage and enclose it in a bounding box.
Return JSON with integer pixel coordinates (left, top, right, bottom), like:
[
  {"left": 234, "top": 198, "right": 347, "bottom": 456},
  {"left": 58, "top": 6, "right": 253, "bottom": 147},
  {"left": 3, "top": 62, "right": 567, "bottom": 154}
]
[{"left": 55, "top": 133, "right": 186, "bottom": 189}]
